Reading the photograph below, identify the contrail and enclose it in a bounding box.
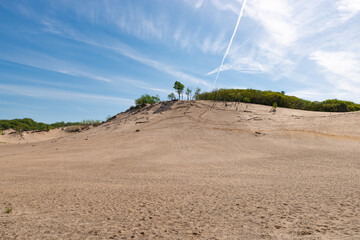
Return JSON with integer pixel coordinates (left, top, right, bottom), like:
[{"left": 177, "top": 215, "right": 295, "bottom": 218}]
[{"left": 212, "top": 0, "right": 248, "bottom": 89}]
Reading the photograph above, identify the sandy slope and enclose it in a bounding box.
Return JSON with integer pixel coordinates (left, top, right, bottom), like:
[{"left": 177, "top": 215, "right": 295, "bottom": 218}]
[
  {"left": 0, "top": 128, "right": 70, "bottom": 145},
  {"left": 1, "top": 100, "right": 360, "bottom": 239}
]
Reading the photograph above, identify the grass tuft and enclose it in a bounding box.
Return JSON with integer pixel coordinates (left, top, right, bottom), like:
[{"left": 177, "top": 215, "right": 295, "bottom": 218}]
[{"left": 5, "top": 206, "right": 12, "bottom": 214}]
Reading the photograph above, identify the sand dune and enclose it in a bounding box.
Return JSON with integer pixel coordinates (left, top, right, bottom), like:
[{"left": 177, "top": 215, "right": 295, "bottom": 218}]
[
  {"left": 1, "top": 100, "right": 360, "bottom": 239},
  {"left": 0, "top": 128, "right": 71, "bottom": 145}
]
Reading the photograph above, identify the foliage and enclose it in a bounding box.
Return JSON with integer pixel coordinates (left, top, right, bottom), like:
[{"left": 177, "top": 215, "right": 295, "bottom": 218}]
[
  {"left": 64, "top": 125, "right": 86, "bottom": 133},
  {"left": 273, "top": 102, "right": 278, "bottom": 108},
  {"left": 168, "top": 92, "right": 176, "bottom": 101},
  {"left": 173, "top": 81, "right": 184, "bottom": 100},
  {"left": 82, "top": 119, "right": 101, "bottom": 126},
  {"left": 194, "top": 87, "right": 201, "bottom": 99},
  {"left": 135, "top": 94, "right": 160, "bottom": 105},
  {"left": 196, "top": 88, "right": 360, "bottom": 112},
  {"left": 5, "top": 206, "right": 12, "bottom": 214},
  {"left": 185, "top": 87, "right": 192, "bottom": 100},
  {"left": 0, "top": 118, "right": 82, "bottom": 132}
]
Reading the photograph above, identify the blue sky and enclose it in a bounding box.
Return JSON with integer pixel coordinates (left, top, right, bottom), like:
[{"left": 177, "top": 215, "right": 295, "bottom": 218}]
[{"left": 1, "top": 0, "right": 360, "bottom": 123}]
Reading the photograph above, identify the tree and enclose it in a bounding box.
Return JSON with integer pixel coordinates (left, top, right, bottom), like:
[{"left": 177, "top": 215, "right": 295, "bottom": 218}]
[
  {"left": 185, "top": 87, "right": 192, "bottom": 100},
  {"left": 194, "top": 87, "right": 201, "bottom": 100},
  {"left": 168, "top": 93, "right": 176, "bottom": 101},
  {"left": 173, "top": 81, "right": 184, "bottom": 101},
  {"left": 135, "top": 94, "right": 160, "bottom": 105}
]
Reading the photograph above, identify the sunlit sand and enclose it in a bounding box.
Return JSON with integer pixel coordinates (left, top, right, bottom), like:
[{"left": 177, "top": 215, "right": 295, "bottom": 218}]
[{"left": 1, "top": 101, "right": 360, "bottom": 239}]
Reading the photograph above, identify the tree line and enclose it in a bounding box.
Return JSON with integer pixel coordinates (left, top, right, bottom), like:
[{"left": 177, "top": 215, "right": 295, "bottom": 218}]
[
  {"left": 0, "top": 118, "right": 96, "bottom": 132},
  {"left": 195, "top": 88, "right": 360, "bottom": 112}
]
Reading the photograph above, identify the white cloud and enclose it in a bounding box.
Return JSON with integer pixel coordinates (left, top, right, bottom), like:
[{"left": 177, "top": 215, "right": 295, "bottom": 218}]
[
  {"left": 111, "top": 76, "right": 171, "bottom": 94},
  {"left": 337, "top": 0, "right": 360, "bottom": 21},
  {"left": 0, "top": 84, "right": 133, "bottom": 104},
  {"left": 246, "top": 0, "right": 297, "bottom": 46},
  {"left": 207, "top": 60, "right": 266, "bottom": 76},
  {"left": 309, "top": 50, "right": 360, "bottom": 93},
  {"left": 39, "top": 22, "right": 212, "bottom": 88},
  {"left": 204, "top": 0, "right": 302, "bottom": 81},
  {"left": 209, "top": 0, "right": 241, "bottom": 13},
  {"left": 310, "top": 51, "right": 359, "bottom": 76},
  {"left": 207, "top": 1, "right": 359, "bottom": 79},
  {"left": 184, "top": 0, "right": 204, "bottom": 9},
  {"left": 286, "top": 89, "right": 332, "bottom": 101},
  {"left": 0, "top": 48, "right": 112, "bottom": 83}
]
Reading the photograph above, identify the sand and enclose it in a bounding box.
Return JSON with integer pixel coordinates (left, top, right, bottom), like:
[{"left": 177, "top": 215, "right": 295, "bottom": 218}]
[{"left": 0, "top": 100, "right": 359, "bottom": 239}]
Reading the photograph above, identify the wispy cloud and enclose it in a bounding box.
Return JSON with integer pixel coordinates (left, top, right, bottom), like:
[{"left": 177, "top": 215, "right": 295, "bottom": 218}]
[
  {"left": 184, "top": 0, "right": 204, "bottom": 9},
  {"left": 0, "top": 47, "right": 112, "bottom": 83},
  {"left": 310, "top": 50, "right": 360, "bottom": 92},
  {"left": 38, "top": 20, "right": 212, "bottom": 88},
  {"left": 111, "top": 76, "right": 171, "bottom": 94},
  {"left": 209, "top": 0, "right": 240, "bottom": 13},
  {"left": 0, "top": 50, "right": 172, "bottom": 95},
  {"left": 0, "top": 84, "right": 133, "bottom": 105},
  {"left": 337, "top": 0, "right": 360, "bottom": 21},
  {"left": 107, "top": 44, "right": 211, "bottom": 87},
  {"left": 3, "top": 0, "right": 360, "bottom": 106}
]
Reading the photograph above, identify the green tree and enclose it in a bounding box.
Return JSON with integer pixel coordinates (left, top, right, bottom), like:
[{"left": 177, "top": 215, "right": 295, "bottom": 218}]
[
  {"left": 168, "top": 93, "right": 176, "bottom": 101},
  {"left": 194, "top": 87, "right": 201, "bottom": 100},
  {"left": 135, "top": 94, "right": 160, "bottom": 105},
  {"left": 185, "top": 87, "right": 192, "bottom": 100},
  {"left": 173, "top": 81, "right": 184, "bottom": 100}
]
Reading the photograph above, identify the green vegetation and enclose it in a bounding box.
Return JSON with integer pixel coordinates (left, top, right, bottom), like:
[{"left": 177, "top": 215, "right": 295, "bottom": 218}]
[
  {"left": 173, "top": 81, "right": 184, "bottom": 100},
  {"left": 196, "top": 88, "right": 360, "bottom": 112},
  {"left": 168, "top": 92, "right": 176, "bottom": 101},
  {"left": 194, "top": 87, "right": 201, "bottom": 99},
  {"left": 185, "top": 87, "right": 192, "bottom": 100},
  {"left": 106, "top": 115, "right": 113, "bottom": 121},
  {"left": 81, "top": 120, "right": 101, "bottom": 126},
  {"left": 273, "top": 102, "right": 278, "bottom": 109},
  {"left": 64, "top": 125, "right": 87, "bottom": 133},
  {"left": 5, "top": 206, "right": 12, "bottom": 214},
  {"left": 0, "top": 118, "right": 103, "bottom": 132},
  {"left": 0, "top": 118, "right": 82, "bottom": 132},
  {"left": 135, "top": 94, "right": 160, "bottom": 105},
  {"left": 167, "top": 83, "right": 200, "bottom": 101}
]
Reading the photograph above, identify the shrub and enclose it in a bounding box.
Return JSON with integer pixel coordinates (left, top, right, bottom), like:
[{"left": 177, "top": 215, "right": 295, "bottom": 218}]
[
  {"left": 196, "top": 88, "right": 360, "bottom": 112},
  {"left": 64, "top": 125, "right": 87, "bottom": 133},
  {"left": 135, "top": 94, "right": 160, "bottom": 105},
  {"left": 273, "top": 102, "right": 278, "bottom": 108},
  {"left": 5, "top": 206, "right": 12, "bottom": 214},
  {"left": 82, "top": 120, "right": 101, "bottom": 126},
  {"left": 0, "top": 118, "right": 82, "bottom": 131},
  {"left": 168, "top": 93, "right": 176, "bottom": 101}
]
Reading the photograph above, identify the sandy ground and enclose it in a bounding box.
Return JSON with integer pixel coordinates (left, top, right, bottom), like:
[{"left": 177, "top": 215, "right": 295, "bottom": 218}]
[
  {"left": 0, "top": 100, "right": 360, "bottom": 239},
  {"left": 0, "top": 128, "right": 70, "bottom": 145}
]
